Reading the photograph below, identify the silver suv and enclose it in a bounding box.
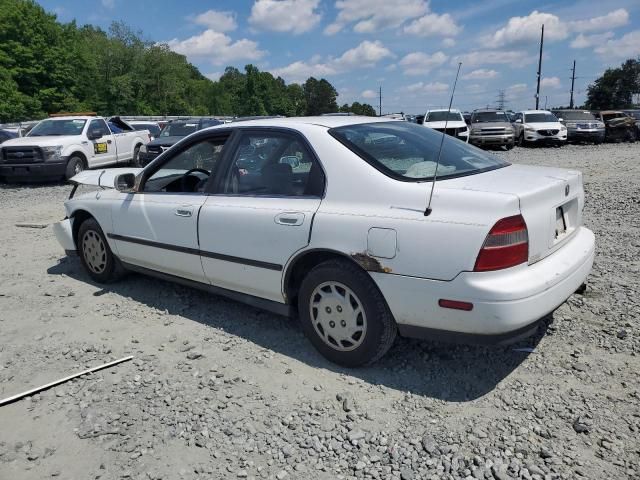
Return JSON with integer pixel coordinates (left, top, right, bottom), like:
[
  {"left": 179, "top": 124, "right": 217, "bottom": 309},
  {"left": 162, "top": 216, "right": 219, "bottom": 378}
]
[{"left": 468, "top": 109, "right": 515, "bottom": 150}]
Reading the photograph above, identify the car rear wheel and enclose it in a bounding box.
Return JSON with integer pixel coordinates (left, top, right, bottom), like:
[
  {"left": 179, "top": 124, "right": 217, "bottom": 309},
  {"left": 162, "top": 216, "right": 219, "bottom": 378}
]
[
  {"left": 78, "top": 218, "right": 125, "bottom": 283},
  {"left": 65, "top": 156, "right": 85, "bottom": 180},
  {"left": 298, "top": 259, "right": 397, "bottom": 367}
]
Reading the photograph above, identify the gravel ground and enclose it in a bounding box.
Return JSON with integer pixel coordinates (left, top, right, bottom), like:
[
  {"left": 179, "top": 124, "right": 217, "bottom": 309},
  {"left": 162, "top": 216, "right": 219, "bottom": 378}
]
[{"left": 0, "top": 143, "right": 638, "bottom": 480}]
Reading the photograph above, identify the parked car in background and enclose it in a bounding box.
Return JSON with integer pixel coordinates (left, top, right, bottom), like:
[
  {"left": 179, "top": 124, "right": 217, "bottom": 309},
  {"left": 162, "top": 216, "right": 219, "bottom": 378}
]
[
  {"left": 621, "top": 110, "right": 640, "bottom": 138},
  {"left": 551, "top": 110, "right": 605, "bottom": 144},
  {"left": 0, "top": 129, "right": 17, "bottom": 144},
  {"left": 423, "top": 109, "right": 469, "bottom": 142},
  {"left": 462, "top": 112, "right": 471, "bottom": 125},
  {"left": 513, "top": 110, "right": 567, "bottom": 147},
  {"left": 53, "top": 116, "right": 594, "bottom": 366},
  {"left": 468, "top": 109, "right": 515, "bottom": 150},
  {"left": 138, "top": 118, "right": 223, "bottom": 166},
  {"left": 592, "top": 111, "right": 637, "bottom": 143},
  {"left": 0, "top": 115, "right": 150, "bottom": 181},
  {"left": 128, "top": 121, "right": 161, "bottom": 140}
]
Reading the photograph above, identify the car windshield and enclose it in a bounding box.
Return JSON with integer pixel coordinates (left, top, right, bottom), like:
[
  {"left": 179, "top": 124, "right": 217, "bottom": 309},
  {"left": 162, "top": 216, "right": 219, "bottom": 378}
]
[
  {"left": 329, "top": 121, "right": 508, "bottom": 181},
  {"left": 133, "top": 124, "right": 161, "bottom": 136},
  {"left": 555, "top": 111, "right": 596, "bottom": 121},
  {"left": 27, "top": 119, "right": 86, "bottom": 136},
  {"left": 159, "top": 122, "right": 199, "bottom": 137},
  {"left": 471, "top": 112, "right": 508, "bottom": 123},
  {"left": 525, "top": 113, "right": 558, "bottom": 123},
  {"left": 426, "top": 112, "right": 463, "bottom": 122}
]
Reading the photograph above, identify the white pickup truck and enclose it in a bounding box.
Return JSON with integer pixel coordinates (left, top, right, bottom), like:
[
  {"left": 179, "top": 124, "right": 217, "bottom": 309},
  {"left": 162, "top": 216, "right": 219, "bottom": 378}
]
[{"left": 0, "top": 115, "right": 150, "bottom": 181}]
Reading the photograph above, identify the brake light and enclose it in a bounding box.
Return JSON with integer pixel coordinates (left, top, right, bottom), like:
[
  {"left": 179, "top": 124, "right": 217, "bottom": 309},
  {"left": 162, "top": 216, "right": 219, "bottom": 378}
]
[{"left": 474, "top": 215, "right": 528, "bottom": 271}]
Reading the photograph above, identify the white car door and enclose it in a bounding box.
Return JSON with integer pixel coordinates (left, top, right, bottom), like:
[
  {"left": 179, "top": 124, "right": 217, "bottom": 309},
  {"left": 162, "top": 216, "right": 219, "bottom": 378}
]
[
  {"left": 86, "top": 119, "right": 117, "bottom": 167},
  {"left": 198, "top": 130, "right": 326, "bottom": 302},
  {"left": 110, "top": 132, "right": 231, "bottom": 282}
]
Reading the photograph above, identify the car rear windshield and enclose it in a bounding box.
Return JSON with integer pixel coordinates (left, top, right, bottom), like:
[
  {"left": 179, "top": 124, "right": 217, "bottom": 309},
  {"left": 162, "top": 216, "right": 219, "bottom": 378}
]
[
  {"left": 555, "top": 111, "right": 596, "bottom": 121},
  {"left": 159, "top": 122, "right": 199, "bottom": 137},
  {"left": 524, "top": 113, "right": 558, "bottom": 123},
  {"left": 426, "top": 111, "right": 463, "bottom": 122},
  {"left": 471, "top": 112, "right": 509, "bottom": 123},
  {"left": 133, "top": 124, "right": 161, "bottom": 136},
  {"left": 27, "top": 119, "right": 86, "bottom": 136},
  {"left": 329, "top": 121, "right": 509, "bottom": 181}
]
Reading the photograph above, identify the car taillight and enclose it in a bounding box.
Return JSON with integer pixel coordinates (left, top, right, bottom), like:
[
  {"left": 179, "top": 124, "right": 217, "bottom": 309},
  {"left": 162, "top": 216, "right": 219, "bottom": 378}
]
[{"left": 474, "top": 215, "right": 528, "bottom": 272}]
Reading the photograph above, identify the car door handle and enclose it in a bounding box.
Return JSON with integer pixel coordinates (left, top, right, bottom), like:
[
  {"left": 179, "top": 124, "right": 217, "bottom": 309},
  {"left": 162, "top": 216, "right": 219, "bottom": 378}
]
[
  {"left": 175, "top": 208, "right": 193, "bottom": 217},
  {"left": 107, "top": 140, "right": 112, "bottom": 144},
  {"left": 274, "top": 212, "right": 305, "bottom": 226}
]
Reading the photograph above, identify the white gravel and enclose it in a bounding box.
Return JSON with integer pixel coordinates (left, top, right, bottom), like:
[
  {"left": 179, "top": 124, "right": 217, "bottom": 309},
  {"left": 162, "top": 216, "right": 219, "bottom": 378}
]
[{"left": 0, "top": 143, "right": 638, "bottom": 480}]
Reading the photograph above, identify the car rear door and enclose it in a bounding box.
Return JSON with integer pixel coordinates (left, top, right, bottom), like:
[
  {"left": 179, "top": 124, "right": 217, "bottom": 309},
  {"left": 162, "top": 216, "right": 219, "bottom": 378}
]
[
  {"left": 198, "top": 129, "right": 326, "bottom": 302},
  {"left": 110, "top": 131, "right": 231, "bottom": 282}
]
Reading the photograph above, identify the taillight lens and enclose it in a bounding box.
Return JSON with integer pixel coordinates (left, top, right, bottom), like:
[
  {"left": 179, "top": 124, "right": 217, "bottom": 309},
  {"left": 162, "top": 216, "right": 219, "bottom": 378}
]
[{"left": 474, "top": 215, "right": 528, "bottom": 271}]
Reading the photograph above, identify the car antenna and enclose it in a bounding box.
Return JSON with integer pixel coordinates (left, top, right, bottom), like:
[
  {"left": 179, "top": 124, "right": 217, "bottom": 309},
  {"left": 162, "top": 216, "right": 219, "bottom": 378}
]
[{"left": 424, "top": 62, "right": 462, "bottom": 216}]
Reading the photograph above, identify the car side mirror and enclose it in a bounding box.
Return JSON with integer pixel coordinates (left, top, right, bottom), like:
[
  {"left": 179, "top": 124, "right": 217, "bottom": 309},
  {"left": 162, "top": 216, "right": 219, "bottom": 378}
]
[
  {"left": 87, "top": 129, "right": 103, "bottom": 140},
  {"left": 558, "top": 118, "right": 564, "bottom": 122},
  {"left": 114, "top": 173, "right": 136, "bottom": 192},
  {"left": 279, "top": 155, "right": 300, "bottom": 169}
]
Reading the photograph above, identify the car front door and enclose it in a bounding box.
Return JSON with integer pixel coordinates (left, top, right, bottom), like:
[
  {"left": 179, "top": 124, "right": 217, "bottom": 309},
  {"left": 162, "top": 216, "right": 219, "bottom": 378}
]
[
  {"left": 87, "top": 119, "right": 117, "bottom": 166},
  {"left": 110, "top": 131, "right": 231, "bottom": 282},
  {"left": 198, "top": 129, "right": 326, "bottom": 302}
]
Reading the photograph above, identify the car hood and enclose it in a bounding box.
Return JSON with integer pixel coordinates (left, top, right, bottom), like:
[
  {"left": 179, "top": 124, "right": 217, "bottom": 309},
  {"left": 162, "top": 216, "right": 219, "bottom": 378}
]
[
  {"left": 524, "top": 122, "right": 563, "bottom": 130},
  {"left": 423, "top": 121, "right": 467, "bottom": 129},
  {"left": 148, "top": 136, "right": 184, "bottom": 147},
  {"left": 470, "top": 122, "right": 512, "bottom": 129},
  {"left": 70, "top": 167, "right": 143, "bottom": 187},
  {"left": 1, "top": 136, "right": 78, "bottom": 147}
]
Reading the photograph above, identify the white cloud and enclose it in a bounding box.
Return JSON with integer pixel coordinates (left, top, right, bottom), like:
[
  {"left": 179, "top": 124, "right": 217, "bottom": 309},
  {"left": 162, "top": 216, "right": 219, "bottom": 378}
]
[
  {"left": 167, "top": 30, "right": 266, "bottom": 65},
  {"left": 442, "top": 38, "right": 456, "bottom": 48},
  {"left": 541, "top": 77, "right": 561, "bottom": 89},
  {"left": 462, "top": 69, "right": 499, "bottom": 80},
  {"left": 361, "top": 89, "right": 377, "bottom": 99},
  {"left": 271, "top": 41, "right": 393, "bottom": 82},
  {"left": 507, "top": 83, "right": 527, "bottom": 94},
  {"left": 568, "top": 8, "right": 629, "bottom": 33},
  {"left": 485, "top": 11, "right": 567, "bottom": 48},
  {"left": 249, "top": 0, "right": 322, "bottom": 34},
  {"left": 403, "top": 12, "right": 461, "bottom": 37},
  {"left": 101, "top": 0, "right": 114, "bottom": 8},
  {"left": 404, "top": 81, "right": 449, "bottom": 94},
  {"left": 399, "top": 51, "right": 448, "bottom": 75},
  {"left": 325, "top": 0, "right": 427, "bottom": 35},
  {"left": 452, "top": 50, "right": 531, "bottom": 68},
  {"left": 570, "top": 31, "right": 614, "bottom": 49},
  {"left": 594, "top": 30, "right": 640, "bottom": 59},
  {"left": 193, "top": 10, "right": 237, "bottom": 32}
]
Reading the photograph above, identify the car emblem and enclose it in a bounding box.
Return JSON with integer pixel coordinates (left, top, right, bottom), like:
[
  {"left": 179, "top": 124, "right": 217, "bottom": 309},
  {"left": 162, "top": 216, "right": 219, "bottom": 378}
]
[
  {"left": 565, "top": 185, "right": 570, "bottom": 196},
  {"left": 16, "top": 151, "right": 24, "bottom": 158}
]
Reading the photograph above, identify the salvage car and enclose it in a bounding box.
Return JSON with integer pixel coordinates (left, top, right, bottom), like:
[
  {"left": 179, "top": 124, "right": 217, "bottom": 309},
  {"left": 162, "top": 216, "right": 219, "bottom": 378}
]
[
  {"left": 513, "top": 110, "right": 567, "bottom": 147},
  {"left": 551, "top": 110, "right": 605, "bottom": 144},
  {"left": 53, "top": 117, "right": 595, "bottom": 366},
  {"left": 0, "top": 115, "right": 150, "bottom": 181},
  {"left": 592, "top": 111, "right": 637, "bottom": 142},
  {"left": 468, "top": 109, "right": 515, "bottom": 150},
  {"left": 138, "top": 118, "right": 223, "bottom": 166},
  {"left": 423, "top": 109, "right": 469, "bottom": 142}
]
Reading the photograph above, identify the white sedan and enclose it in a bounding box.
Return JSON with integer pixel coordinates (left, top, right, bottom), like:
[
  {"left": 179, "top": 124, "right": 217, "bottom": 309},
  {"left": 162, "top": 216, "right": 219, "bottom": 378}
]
[{"left": 53, "top": 116, "right": 595, "bottom": 366}]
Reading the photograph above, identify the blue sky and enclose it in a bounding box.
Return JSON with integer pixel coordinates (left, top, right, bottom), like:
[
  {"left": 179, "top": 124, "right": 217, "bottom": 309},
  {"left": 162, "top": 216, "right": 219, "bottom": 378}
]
[{"left": 40, "top": 0, "right": 640, "bottom": 113}]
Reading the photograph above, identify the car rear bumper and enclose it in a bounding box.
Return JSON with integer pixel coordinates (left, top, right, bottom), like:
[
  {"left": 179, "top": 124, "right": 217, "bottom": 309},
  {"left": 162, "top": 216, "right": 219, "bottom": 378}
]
[
  {"left": 371, "top": 226, "right": 595, "bottom": 341},
  {"left": 0, "top": 159, "right": 68, "bottom": 181}
]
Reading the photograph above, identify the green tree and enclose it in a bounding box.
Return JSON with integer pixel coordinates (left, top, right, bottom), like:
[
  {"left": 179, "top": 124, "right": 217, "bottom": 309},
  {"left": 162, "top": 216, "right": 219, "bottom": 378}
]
[
  {"left": 303, "top": 78, "right": 339, "bottom": 115},
  {"left": 585, "top": 58, "right": 640, "bottom": 109}
]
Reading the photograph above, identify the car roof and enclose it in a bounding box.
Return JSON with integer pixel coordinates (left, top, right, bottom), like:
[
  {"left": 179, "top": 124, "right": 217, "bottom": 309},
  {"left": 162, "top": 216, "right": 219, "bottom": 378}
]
[
  {"left": 426, "top": 109, "right": 462, "bottom": 113},
  {"left": 521, "top": 110, "right": 553, "bottom": 114},
  {"left": 43, "top": 116, "right": 95, "bottom": 121},
  {"left": 207, "top": 115, "right": 395, "bottom": 130}
]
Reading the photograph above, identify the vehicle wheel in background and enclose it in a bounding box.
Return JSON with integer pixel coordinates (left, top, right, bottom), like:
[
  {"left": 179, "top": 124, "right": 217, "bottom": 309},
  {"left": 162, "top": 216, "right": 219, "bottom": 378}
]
[
  {"left": 77, "top": 218, "right": 125, "bottom": 283},
  {"left": 518, "top": 133, "right": 526, "bottom": 147},
  {"left": 298, "top": 259, "right": 397, "bottom": 367},
  {"left": 131, "top": 145, "right": 141, "bottom": 167},
  {"left": 65, "top": 155, "right": 85, "bottom": 180},
  {"left": 504, "top": 142, "right": 514, "bottom": 150},
  {"left": 625, "top": 129, "right": 637, "bottom": 143}
]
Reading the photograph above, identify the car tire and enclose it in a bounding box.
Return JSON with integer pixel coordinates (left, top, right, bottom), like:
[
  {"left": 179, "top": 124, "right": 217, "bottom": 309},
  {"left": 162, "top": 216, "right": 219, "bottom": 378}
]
[
  {"left": 504, "top": 142, "right": 514, "bottom": 150},
  {"left": 131, "top": 145, "right": 141, "bottom": 167},
  {"left": 65, "top": 155, "right": 85, "bottom": 180},
  {"left": 518, "top": 133, "right": 526, "bottom": 147},
  {"left": 298, "top": 259, "right": 397, "bottom": 367},
  {"left": 77, "top": 218, "right": 125, "bottom": 283}
]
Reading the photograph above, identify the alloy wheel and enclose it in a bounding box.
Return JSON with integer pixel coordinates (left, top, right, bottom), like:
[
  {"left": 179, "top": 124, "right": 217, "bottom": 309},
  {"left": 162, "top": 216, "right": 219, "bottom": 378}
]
[{"left": 82, "top": 230, "right": 107, "bottom": 274}]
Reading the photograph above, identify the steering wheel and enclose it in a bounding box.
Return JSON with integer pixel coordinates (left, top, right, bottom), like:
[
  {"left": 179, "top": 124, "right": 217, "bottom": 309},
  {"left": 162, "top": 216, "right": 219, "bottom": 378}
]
[{"left": 180, "top": 168, "right": 210, "bottom": 192}]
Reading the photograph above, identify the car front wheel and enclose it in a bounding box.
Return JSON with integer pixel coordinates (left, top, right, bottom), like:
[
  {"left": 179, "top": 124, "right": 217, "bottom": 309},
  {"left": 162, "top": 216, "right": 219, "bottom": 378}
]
[
  {"left": 298, "top": 259, "right": 397, "bottom": 367},
  {"left": 77, "top": 218, "right": 125, "bottom": 283}
]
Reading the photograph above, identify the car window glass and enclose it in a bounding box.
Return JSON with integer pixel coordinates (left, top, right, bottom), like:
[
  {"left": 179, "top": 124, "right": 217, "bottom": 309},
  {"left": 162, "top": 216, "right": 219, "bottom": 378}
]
[
  {"left": 223, "top": 133, "right": 324, "bottom": 197},
  {"left": 89, "top": 119, "right": 111, "bottom": 137},
  {"left": 144, "top": 136, "right": 228, "bottom": 193}
]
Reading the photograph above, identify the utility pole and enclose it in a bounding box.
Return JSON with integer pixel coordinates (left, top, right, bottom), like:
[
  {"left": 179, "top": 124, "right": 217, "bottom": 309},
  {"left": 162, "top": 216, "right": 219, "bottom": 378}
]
[
  {"left": 496, "top": 90, "right": 506, "bottom": 110},
  {"left": 569, "top": 60, "right": 576, "bottom": 109},
  {"left": 535, "top": 24, "right": 544, "bottom": 109},
  {"left": 378, "top": 86, "right": 382, "bottom": 116}
]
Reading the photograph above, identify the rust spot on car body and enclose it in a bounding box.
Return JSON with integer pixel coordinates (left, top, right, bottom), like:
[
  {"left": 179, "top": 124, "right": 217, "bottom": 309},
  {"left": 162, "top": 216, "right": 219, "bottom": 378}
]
[{"left": 351, "top": 252, "right": 392, "bottom": 273}]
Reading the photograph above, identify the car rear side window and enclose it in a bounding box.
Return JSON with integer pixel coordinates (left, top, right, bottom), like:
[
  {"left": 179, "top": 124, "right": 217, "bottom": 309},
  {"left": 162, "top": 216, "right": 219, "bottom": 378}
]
[{"left": 329, "top": 121, "right": 508, "bottom": 181}]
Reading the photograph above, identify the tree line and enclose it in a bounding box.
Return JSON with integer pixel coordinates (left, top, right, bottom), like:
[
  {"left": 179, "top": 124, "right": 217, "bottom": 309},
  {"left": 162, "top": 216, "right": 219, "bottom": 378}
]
[
  {"left": 585, "top": 58, "right": 640, "bottom": 110},
  {"left": 0, "top": 0, "right": 376, "bottom": 123}
]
